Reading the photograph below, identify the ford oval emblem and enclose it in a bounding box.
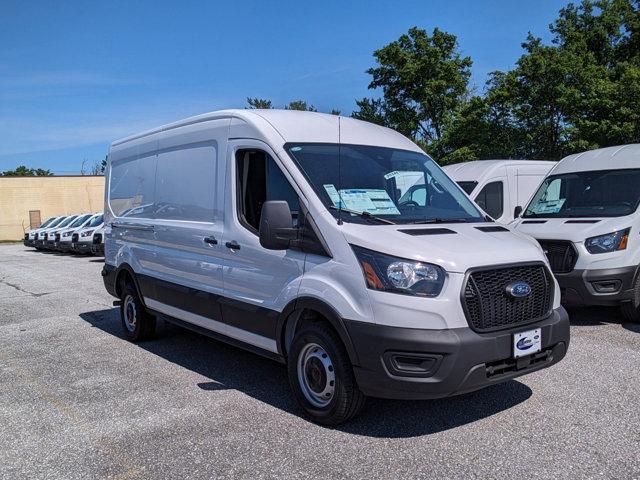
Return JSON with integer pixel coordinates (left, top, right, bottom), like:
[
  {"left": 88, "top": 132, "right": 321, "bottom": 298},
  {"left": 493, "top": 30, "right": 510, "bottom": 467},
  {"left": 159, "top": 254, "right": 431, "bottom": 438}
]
[{"left": 506, "top": 281, "right": 532, "bottom": 299}]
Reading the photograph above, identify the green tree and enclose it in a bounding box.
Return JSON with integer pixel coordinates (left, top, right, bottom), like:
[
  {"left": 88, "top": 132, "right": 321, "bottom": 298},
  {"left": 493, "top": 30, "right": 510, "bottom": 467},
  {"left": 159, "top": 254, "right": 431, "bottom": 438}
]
[
  {"left": 1, "top": 165, "right": 53, "bottom": 176},
  {"left": 246, "top": 97, "right": 272, "bottom": 109},
  {"left": 284, "top": 100, "right": 317, "bottom": 111},
  {"left": 479, "top": 0, "right": 640, "bottom": 160},
  {"left": 360, "top": 27, "right": 472, "bottom": 157},
  {"left": 351, "top": 98, "right": 387, "bottom": 126}
]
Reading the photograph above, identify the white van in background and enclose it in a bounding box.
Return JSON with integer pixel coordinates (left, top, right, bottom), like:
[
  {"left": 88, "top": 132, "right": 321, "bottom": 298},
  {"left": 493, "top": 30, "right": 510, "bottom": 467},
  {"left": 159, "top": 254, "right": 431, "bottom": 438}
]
[
  {"left": 24, "top": 216, "right": 56, "bottom": 247},
  {"left": 71, "top": 214, "right": 104, "bottom": 254},
  {"left": 512, "top": 145, "right": 640, "bottom": 321},
  {"left": 102, "top": 109, "right": 569, "bottom": 425},
  {"left": 91, "top": 225, "right": 105, "bottom": 256},
  {"left": 56, "top": 213, "right": 96, "bottom": 252},
  {"left": 443, "top": 160, "right": 556, "bottom": 223},
  {"left": 34, "top": 216, "right": 68, "bottom": 249}
]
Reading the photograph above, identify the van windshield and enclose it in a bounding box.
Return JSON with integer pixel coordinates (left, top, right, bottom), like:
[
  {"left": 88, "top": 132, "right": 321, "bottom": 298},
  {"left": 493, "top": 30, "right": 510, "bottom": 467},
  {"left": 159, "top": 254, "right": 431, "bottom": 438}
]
[
  {"left": 286, "top": 143, "right": 485, "bottom": 225},
  {"left": 524, "top": 169, "right": 640, "bottom": 218},
  {"left": 56, "top": 216, "right": 77, "bottom": 228},
  {"left": 69, "top": 214, "right": 92, "bottom": 228},
  {"left": 87, "top": 215, "right": 104, "bottom": 227},
  {"left": 47, "top": 217, "right": 66, "bottom": 228},
  {"left": 39, "top": 217, "right": 55, "bottom": 228}
]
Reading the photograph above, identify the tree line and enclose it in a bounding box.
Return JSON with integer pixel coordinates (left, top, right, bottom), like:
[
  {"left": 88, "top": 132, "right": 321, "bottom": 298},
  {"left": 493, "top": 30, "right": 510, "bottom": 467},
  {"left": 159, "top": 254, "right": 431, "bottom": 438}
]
[
  {"left": 4, "top": 0, "right": 638, "bottom": 175},
  {"left": 249, "top": 0, "right": 640, "bottom": 164}
]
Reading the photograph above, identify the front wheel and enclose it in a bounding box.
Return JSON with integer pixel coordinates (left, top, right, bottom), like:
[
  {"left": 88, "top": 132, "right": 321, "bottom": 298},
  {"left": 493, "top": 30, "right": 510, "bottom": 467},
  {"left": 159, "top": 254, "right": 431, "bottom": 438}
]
[
  {"left": 621, "top": 271, "right": 640, "bottom": 323},
  {"left": 287, "top": 321, "right": 365, "bottom": 425}
]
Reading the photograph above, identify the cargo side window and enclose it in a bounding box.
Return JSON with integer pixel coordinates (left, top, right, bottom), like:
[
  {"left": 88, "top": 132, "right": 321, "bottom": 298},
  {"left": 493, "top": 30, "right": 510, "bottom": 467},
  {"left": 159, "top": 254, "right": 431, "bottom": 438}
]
[
  {"left": 236, "top": 150, "right": 300, "bottom": 233},
  {"left": 474, "top": 181, "right": 504, "bottom": 219}
]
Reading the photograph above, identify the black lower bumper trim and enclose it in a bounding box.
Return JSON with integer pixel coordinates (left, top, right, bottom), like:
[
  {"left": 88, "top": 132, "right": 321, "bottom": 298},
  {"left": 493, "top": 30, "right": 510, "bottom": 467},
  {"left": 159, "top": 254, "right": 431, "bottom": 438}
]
[
  {"left": 346, "top": 307, "right": 569, "bottom": 400},
  {"left": 556, "top": 266, "right": 638, "bottom": 306}
]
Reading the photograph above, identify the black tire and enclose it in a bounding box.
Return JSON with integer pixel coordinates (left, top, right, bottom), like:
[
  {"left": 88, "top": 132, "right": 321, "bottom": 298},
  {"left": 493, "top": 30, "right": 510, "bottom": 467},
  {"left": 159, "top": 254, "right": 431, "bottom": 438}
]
[
  {"left": 621, "top": 272, "right": 640, "bottom": 323},
  {"left": 287, "top": 320, "right": 365, "bottom": 426},
  {"left": 120, "top": 282, "right": 156, "bottom": 342}
]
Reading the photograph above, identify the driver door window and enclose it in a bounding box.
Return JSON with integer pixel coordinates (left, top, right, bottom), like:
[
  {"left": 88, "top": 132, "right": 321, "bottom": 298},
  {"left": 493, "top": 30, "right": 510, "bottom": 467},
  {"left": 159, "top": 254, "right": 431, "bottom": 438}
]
[{"left": 236, "top": 150, "right": 300, "bottom": 232}]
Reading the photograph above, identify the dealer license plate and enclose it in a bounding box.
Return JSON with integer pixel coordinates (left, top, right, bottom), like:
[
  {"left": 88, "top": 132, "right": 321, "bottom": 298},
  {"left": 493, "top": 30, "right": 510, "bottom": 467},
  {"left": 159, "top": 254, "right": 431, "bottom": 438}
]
[{"left": 513, "top": 328, "right": 541, "bottom": 358}]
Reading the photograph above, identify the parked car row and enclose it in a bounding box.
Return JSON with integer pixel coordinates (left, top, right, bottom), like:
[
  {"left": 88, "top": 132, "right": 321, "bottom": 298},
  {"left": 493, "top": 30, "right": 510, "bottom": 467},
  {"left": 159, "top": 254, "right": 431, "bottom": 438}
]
[{"left": 24, "top": 212, "right": 105, "bottom": 255}]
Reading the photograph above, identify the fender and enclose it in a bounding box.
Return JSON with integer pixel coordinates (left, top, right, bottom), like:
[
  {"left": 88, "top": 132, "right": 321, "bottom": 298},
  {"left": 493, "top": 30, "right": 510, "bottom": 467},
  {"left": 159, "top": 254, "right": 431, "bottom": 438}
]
[
  {"left": 276, "top": 296, "right": 360, "bottom": 366},
  {"left": 112, "top": 263, "right": 153, "bottom": 306}
]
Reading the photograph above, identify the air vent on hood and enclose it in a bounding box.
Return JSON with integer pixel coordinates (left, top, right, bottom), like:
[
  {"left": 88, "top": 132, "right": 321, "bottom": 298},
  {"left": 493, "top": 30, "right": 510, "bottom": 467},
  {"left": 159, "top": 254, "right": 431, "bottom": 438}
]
[
  {"left": 522, "top": 220, "right": 547, "bottom": 224},
  {"left": 564, "top": 219, "right": 600, "bottom": 224},
  {"left": 399, "top": 228, "right": 456, "bottom": 236},
  {"left": 475, "top": 226, "right": 509, "bottom": 232}
]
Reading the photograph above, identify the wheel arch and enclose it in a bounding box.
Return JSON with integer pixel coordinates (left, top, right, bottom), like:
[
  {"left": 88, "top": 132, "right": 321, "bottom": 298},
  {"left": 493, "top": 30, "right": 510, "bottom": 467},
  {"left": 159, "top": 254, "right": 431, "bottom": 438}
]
[
  {"left": 276, "top": 297, "right": 360, "bottom": 366},
  {"left": 114, "top": 263, "right": 146, "bottom": 306}
]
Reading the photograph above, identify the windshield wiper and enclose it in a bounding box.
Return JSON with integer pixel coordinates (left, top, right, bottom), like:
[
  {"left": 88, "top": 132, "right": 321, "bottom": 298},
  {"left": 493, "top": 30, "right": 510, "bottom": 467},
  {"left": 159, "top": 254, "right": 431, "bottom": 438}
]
[
  {"left": 410, "top": 217, "right": 471, "bottom": 224},
  {"left": 328, "top": 206, "right": 396, "bottom": 225}
]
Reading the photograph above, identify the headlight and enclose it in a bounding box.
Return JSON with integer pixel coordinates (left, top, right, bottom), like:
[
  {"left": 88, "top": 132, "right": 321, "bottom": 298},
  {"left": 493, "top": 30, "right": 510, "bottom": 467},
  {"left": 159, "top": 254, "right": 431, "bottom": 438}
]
[
  {"left": 585, "top": 228, "right": 630, "bottom": 254},
  {"left": 81, "top": 230, "right": 94, "bottom": 237},
  {"left": 63, "top": 232, "right": 71, "bottom": 237},
  {"left": 351, "top": 245, "right": 445, "bottom": 297}
]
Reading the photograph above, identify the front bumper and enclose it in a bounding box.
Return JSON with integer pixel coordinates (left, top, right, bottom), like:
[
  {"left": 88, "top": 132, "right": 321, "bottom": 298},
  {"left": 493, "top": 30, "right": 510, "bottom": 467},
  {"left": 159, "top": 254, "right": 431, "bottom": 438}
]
[
  {"left": 72, "top": 242, "right": 93, "bottom": 253},
  {"left": 346, "top": 307, "right": 569, "bottom": 400},
  {"left": 556, "top": 266, "right": 638, "bottom": 306}
]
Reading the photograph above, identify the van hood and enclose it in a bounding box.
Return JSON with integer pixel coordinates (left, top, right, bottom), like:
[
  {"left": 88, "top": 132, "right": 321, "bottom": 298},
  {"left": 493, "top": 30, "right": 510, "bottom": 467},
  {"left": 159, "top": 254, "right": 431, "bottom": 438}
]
[
  {"left": 512, "top": 215, "right": 634, "bottom": 243},
  {"left": 340, "top": 223, "right": 547, "bottom": 273}
]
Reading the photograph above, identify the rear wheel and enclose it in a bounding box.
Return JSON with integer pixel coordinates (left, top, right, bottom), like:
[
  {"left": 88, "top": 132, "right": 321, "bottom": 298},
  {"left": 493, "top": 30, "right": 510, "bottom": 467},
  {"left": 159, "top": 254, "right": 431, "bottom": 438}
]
[
  {"left": 287, "top": 321, "right": 365, "bottom": 425},
  {"left": 120, "top": 282, "right": 156, "bottom": 341},
  {"left": 621, "top": 271, "right": 640, "bottom": 323}
]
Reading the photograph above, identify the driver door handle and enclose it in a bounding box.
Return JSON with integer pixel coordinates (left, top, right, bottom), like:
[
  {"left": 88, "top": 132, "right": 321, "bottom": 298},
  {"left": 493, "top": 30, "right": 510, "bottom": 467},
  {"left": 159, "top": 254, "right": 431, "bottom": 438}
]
[
  {"left": 203, "top": 236, "right": 218, "bottom": 245},
  {"left": 225, "top": 240, "right": 241, "bottom": 250}
]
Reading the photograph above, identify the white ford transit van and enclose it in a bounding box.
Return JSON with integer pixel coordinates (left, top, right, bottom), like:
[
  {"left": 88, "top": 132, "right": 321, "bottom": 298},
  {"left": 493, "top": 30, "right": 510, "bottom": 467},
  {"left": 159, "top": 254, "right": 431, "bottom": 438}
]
[
  {"left": 443, "top": 160, "right": 556, "bottom": 223},
  {"left": 102, "top": 110, "right": 569, "bottom": 424},
  {"left": 71, "top": 214, "right": 104, "bottom": 254},
  {"left": 513, "top": 145, "right": 640, "bottom": 321},
  {"left": 24, "top": 216, "right": 56, "bottom": 247}
]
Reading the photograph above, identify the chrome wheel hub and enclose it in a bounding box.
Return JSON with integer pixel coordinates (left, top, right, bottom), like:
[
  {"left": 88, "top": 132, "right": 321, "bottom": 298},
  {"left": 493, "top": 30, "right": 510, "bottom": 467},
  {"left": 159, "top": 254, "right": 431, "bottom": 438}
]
[
  {"left": 297, "top": 343, "right": 335, "bottom": 408},
  {"left": 123, "top": 295, "right": 137, "bottom": 332}
]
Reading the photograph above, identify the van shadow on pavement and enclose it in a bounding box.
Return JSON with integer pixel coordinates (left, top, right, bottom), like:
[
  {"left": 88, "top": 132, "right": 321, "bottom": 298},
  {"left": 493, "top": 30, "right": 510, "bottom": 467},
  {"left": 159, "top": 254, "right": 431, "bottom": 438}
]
[
  {"left": 80, "top": 308, "right": 532, "bottom": 438},
  {"left": 566, "top": 305, "right": 640, "bottom": 333}
]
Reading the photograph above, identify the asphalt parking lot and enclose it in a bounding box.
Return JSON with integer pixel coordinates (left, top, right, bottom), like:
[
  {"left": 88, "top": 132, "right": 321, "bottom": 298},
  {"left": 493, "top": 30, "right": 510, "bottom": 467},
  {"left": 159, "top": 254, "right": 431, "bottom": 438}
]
[{"left": 1, "top": 243, "right": 639, "bottom": 479}]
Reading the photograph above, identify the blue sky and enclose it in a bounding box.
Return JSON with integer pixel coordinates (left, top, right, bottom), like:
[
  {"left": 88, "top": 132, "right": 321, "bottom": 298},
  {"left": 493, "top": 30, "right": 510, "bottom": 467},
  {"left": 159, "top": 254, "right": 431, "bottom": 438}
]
[{"left": 0, "top": 0, "right": 567, "bottom": 174}]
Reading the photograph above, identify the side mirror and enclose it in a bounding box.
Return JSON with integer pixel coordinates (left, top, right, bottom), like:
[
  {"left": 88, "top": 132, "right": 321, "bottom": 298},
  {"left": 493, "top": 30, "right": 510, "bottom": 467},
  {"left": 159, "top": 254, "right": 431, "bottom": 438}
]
[
  {"left": 514, "top": 206, "right": 523, "bottom": 218},
  {"left": 259, "top": 201, "right": 298, "bottom": 250}
]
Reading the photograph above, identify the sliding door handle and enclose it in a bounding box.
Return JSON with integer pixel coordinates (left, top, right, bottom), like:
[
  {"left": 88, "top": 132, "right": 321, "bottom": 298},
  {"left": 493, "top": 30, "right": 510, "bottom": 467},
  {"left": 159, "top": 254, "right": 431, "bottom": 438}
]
[
  {"left": 225, "top": 240, "right": 241, "bottom": 250},
  {"left": 203, "top": 236, "right": 218, "bottom": 245}
]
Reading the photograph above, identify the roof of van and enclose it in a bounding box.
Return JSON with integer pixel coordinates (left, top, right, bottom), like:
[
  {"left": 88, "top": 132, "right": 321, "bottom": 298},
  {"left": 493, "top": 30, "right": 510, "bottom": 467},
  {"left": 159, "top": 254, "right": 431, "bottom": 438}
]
[
  {"left": 442, "top": 159, "right": 556, "bottom": 181},
  {"left": 553, "top": 144, "right": 640, "bottom": 175},
  {"left": 111, "top": 109, "right": 422, "bottom": 153}
]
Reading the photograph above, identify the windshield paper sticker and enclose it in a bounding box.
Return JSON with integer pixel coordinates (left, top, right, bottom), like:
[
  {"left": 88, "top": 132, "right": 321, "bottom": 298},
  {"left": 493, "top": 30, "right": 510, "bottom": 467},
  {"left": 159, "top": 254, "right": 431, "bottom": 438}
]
[
  {"left": 323, "top": 185, "right": 401, "bottom": 215},
  {"left": 531, "top": 198, "right": 566, "bottom": 214},
  {"left": 339, "top": 189, "right": 400, "bottom": 215},
  {"left": 323, "top": 184, "right": 343, "bottom": 208}
]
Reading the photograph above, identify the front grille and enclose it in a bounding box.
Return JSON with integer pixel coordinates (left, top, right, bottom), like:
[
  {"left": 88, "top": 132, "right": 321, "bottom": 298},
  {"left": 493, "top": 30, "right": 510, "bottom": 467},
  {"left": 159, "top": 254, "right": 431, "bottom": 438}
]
[
  {"left": 24, "top": 233, "right": 29, "bottom": 241},
  {"left": 537, "top": 240, "right": 578, "bottom": 273},
  {"left": 463, "top": 263, "right": 554, "bottom": 332},
  {"left": 35, "top": 233, "right": 39, "bottom": 240},
  {"left": 72, "top": 233, "right": 79, "bottom": 242},
  {"left": 93, "top": 233, "right": 102, "bottom": 244},
  {"left": 55, "top": 233, "right": 61, "bottom": 242},
  {"left": 44, "top": 233, "right": 49, "bottom": 240}
]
